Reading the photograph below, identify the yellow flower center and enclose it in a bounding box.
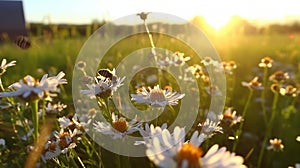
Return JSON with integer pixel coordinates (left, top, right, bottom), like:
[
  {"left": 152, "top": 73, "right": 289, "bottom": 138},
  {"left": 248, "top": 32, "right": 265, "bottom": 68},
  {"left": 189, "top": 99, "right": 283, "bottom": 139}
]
[
  {"left": 59, "top": 132, "right": 71, "bottom": 149},
  {"left": 149, "top": 89, "right": 166, "bottom": 103},
  {"left": 113, "top": 118, "right": 128, "bottom": 133},
  {"left": 177, "top": 143, "right": 203, "bottom": 168}
]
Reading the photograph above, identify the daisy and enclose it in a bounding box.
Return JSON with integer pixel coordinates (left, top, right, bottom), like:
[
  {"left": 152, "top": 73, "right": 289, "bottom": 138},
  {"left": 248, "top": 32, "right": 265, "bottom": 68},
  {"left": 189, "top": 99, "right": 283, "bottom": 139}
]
[
  {"left": 45, "top": 102, "right": 67, "bottom": 114},
  {"left": 221, "top": 108, "right": 243, "bottom": 126},
  {"left": 269, "top": 70, "right": 289, "bottom": 83},
  {"left": 267, "top": 138, "right": 284, "bottom": 151},
  {"left": 222, "top": 61, "right": 237, "bottom": 75},
  {"left": 198, "top": 118, "right": 223, "bottom": 138},
  {"left": 204, "top": 85, "right": 222, "bottom": 96},
  {"left": 241, "top": 77, "right": 264, "bottom": 90},
  {"left": 185, "top": 64, "right": 209, "bottom": 82},
  {"left": 279, "top": 85, "right": 297, "bottom": 97},
  {"left": 81, "top": 74, "right": 125, "bottom": 99},
  {"left": 131, "top": 85, "right": 185, "bottom": 107},
  {"left": 158, "top": 56, "right": 173, "bottom": 67},
  {"left": 258, "top": 56, "right": 273, "bottom": 68},
  {"left": 40, "top": 141, "right": 61, "bottom": 163},
  {"left": 146, "top": 126, "right": 246, "bottom": 168},
  {"left": 134, "top": 123, "right": 168, "bottom": 145},
  {"left": 93, "top": 113, "right": 141, "bottom": 139},
  {"left": 0, "top": 71, "right": 67, "bottom": 101},
  {"left": 172, "top": 51, "right": 190, "bottom": 66},
  {"left": 0, "top": 58, "right": 16, "bottom": 75},
  {"left": 201, "top": 56, "right": 220, "bottom": 67},
  {"left": 54, "top": 128, "right": 81, "bottom": 153}
]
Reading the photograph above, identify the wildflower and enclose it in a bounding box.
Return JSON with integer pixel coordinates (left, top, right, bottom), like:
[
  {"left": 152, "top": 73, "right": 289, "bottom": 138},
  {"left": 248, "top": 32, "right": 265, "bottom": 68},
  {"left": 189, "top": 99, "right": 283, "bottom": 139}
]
[
  {"left": 0, "top": 71, "right": 67, "bottom": 101},
  {"left": 58, "top": 116, "right": 73, "bottom": 129},
  {"left": 93, "top": 113, "right": 141, "bottom": 139},
  {"left": 158, "top": 56, "right": 172, "bottom": 67},
  {"left": 172, "top": 51, "right": 190, "bottom": 66},
  {"left": 201, "top": 56, "right": 220, "bottom": 67},
  {"left": 221, "top": 108, "right": 243, "bottom": 126},
  {"left": 269, "top": 70, "right": 289, "bottom": 83},
  {"left": 41, "top": 141, "right": 61, "bottom": 162},
  {"left": 198, "top": 118, "right": 223, "bottom": 138},
  {"left": 185, "top": 64, "right": 209, "bottom": 82},
  {"left": 242, "top": 76, "right": 264, "bottom": 90},
  {"left": 204, "top": 85, "right": 222, "bottom": 96},
  {"left": 146, "top": 126, "right": 246, "bottom": 168},
  {"left": 81, "top": 74, "right": 125, "bottom": 99},
  {"left": 258, "top": 56, "right": 273, "bottom": 68},
  {"left": 222, "top": 61, "right": 237, "bottom": 74},
  {"left": 270, "top": 83, "right": 280, "bottom": 93},
  {"left": 134, "top": 123, "right": 168, "bottom": 145},
  {"left": 280, "top": 85, "right": 297, "bottom": 97},
  {"left": 131, "top": 85, "right": 185, "bottom": 107},
  {"left": 0, "top": 58, "right": 16, "bottom": 75},
  {"left": 137, "top": 12, "right": 150, "bottom": 21},
  {"left": 267, "top": 138, "right": 284, "bottom": 151},
  {"left": 54, "top": 128, "right": 81, "bottom": 153},
  {"left": 45, "top": 102, "right": 67, "bottom": 114}
]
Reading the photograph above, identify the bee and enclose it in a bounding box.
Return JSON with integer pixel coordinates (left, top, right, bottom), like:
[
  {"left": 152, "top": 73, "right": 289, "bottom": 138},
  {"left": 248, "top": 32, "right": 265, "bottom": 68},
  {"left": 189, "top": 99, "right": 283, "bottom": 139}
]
[
  {"left": 97, "top": 68, "right": 117, "bottom": 83},
  {"left": 14, "top": 35, "right": 31, "bottom": 49}
]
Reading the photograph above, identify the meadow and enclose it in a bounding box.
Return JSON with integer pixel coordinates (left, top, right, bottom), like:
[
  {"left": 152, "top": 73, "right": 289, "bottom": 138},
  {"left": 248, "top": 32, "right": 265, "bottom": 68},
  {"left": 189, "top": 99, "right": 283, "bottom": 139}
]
[{"left": 0, "top": 19, "right": 300, "bottom": 168}]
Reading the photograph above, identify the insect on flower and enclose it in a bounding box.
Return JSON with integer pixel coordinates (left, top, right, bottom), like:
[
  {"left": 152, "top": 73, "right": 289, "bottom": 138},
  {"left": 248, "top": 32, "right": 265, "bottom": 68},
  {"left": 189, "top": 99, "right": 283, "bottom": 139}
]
[
  {"left": 97, "top": 68, "right": 117, "bottom": 83},
  {"left": 14, "top": 35, "right": 31, "bottom": 49}
]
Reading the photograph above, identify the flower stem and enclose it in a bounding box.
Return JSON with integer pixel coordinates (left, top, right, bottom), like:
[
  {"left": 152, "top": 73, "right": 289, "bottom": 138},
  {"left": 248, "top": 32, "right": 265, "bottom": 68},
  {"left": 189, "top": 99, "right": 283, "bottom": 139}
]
[
  {"left": 0, "top": 76, "right": 5, "bottom": 92},
  {"left": 31, "top": 99, "right": 39, "bottom": 140},
  {"left": 257, "top": 92, "right": 279, "bottom": 168},
  {"left": 260, "top": 67, "right": 269, "bottom": 125},
  {"left": 232, "top": 89, "right": 253, "bottom": 152}
]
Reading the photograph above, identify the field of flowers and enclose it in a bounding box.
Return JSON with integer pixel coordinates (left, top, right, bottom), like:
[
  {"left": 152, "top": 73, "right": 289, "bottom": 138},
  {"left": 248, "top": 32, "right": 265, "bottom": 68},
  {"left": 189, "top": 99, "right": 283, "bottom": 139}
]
[{"left": 0, "top": 14, "right": 300, "bottom": 168}]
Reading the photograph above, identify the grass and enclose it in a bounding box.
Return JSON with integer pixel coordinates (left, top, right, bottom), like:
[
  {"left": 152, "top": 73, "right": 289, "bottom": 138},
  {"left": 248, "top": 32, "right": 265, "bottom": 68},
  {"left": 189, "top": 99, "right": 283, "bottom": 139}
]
[{"left": 0, "top": 30, "right": 300, "bottom": 167}]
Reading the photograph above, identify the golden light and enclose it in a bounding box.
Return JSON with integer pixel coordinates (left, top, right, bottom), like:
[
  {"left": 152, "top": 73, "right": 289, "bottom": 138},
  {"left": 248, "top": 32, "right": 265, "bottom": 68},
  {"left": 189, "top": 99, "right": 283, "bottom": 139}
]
[{"left": 203, "top": 14, "right": 232, "bottom": 31}]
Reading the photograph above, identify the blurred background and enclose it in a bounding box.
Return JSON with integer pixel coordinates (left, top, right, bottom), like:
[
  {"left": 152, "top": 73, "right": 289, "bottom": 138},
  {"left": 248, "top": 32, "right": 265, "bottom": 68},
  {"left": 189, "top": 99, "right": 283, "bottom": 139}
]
[{"left": 0, "top": 1, "right": 300, "bottom": 167}]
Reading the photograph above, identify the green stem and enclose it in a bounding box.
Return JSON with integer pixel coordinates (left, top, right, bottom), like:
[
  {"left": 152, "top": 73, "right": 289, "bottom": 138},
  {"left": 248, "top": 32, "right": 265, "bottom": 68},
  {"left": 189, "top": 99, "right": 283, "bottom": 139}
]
[
  {"left": 0, "top": 76, "right": 5, "bottom": 91},
  {"left": 260, "top": 68, "right": 269, "bottom": 125},
  {"left": 31, "top": 99, "right": 39, "bottom": 140},
  {"left": 232, "top": 89, "right": 253, "bottom": 152},
  {"left": 257, "top": 92, "right": 279, "bottom": 168}
]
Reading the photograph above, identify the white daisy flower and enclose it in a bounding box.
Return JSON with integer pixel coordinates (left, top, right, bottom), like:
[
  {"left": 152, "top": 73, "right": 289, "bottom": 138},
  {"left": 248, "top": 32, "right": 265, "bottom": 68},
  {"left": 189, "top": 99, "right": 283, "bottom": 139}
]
[
  {"left": 0, "top": 71, "right": 67, "bottom": 101},
  {"left": 131, "top": 85, "right": 185, "bottom": 107},
  {"left": 241, "top": 77, "right": 264, "bottom": 90},
  {"left": 198, "top": 118, "right": 223, "bottom": 138},
  {"left": 201, "top": 56, "right": 220, "bottom": 67},
  {"left": 45, "top": 102, "right": 67, "bottom": 114},
  {"left": 158, "top": 56, "right": 173, "bottom": 67},
  {"left": 93, "top": 113, "right": 141, "bottom": 139},
  {"left": 54, "top": 128, "right": 81, "bottom": 153},
  {"left": 172, "top": 51, "right": 190, "bottom": 66},
  {"left": 134, "top": 123, "right": 168, "bottom": 145},
  {"left": 81, "top": 75, "right": 125, "bottom": 99},
  {"left": 0, "top": 58, "right": 16, "bottom": 75},
  {"left": 221, "top": 108, "right": 243, "bottom": 126},
  {"left": 146, "top": 126, "right": 246, "bottom": 168},
  {"left": 41, "top": 141, "right": 61, "bottom": 163},
  {"left": 58, "top": 116, "right": 73, "bottom": 129},
  {"left": 267, "top": 138, "right": 284, "bottom": 151}
]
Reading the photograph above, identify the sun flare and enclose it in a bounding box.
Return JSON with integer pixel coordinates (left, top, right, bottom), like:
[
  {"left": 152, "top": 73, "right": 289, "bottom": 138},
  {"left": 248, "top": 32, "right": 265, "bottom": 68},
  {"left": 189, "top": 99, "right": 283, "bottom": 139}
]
[{"left": 204, "top": 14, "right": 232, "bottom": 30}]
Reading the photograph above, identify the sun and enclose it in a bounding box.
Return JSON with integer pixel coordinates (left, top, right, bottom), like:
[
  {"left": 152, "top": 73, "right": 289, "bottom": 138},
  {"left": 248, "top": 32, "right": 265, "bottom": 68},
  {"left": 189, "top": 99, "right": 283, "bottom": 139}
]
[{"left": 204, "top": 14, "right": 232, "bottom": 30}]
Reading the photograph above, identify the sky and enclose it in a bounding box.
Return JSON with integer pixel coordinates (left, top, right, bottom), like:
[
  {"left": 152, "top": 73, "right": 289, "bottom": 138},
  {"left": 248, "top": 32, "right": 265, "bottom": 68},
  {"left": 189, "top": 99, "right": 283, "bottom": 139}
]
[{"left": 22, "top": 0, "right": 300, "bottom": 28}]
